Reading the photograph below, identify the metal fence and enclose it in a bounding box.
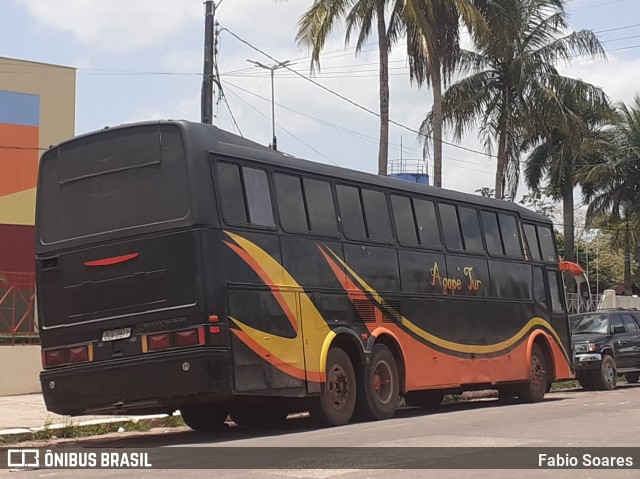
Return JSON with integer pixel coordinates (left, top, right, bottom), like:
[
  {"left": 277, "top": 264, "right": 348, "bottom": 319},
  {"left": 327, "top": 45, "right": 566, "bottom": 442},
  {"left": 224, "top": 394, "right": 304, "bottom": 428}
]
[
  {"left": 0, "top": 272, "right": 38, "bottom": 344},
  {"left": 565, "top": 292, "right": 601, "bottom": 315}
]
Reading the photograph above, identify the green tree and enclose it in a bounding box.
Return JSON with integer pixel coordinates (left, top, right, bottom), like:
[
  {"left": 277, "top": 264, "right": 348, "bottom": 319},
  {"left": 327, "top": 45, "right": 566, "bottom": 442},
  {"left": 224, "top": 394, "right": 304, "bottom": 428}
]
[
  {"left": 581, "top": 95, "right": 640, "bottom": 295},
  {"left": 423, "top": 0, "right": 604, "bottom": 199},
  {"left": 296, "top": 0, "right": 400, "bottom": 176},
  {"left": 523, "top": 82, "right": 614, "bottom": 262},
  {"left": 391, "top": 0, "right": 484, "bottom": 187}
]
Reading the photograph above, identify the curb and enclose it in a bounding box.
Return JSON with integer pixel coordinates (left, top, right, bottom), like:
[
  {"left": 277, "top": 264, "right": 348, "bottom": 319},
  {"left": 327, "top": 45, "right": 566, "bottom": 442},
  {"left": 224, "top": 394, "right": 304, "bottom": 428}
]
[{"left": 0, "top": 415, "right": 171, "bottom": 445}]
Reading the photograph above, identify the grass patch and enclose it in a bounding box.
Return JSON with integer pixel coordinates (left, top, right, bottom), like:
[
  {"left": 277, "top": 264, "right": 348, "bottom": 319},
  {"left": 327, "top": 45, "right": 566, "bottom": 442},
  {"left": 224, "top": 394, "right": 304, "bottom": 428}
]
[
  {"left": 163, "top": 415, "right": 186, "bottom": 428},
  {"left": 31, "top": 418, "right": 152, "bottom": 441},
  {"left": 551, "top": 380, "right": 580, "bottom": 390}
]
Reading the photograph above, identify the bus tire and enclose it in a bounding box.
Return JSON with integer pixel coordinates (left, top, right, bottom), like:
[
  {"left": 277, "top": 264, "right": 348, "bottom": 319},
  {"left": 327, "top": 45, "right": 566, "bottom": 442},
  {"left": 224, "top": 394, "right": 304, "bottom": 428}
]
[
  {"left": 311, "top": 347, "right": 356, "bottom": 426},
  {"left": 593, "top": 354, "right": 617, "bottom": 390},
  {"left": 229, "top": 403, "right": 288, "bottom": 426},
  {"left": 355, "top": 344, "right": 399, "bottom": 421},
  {"left": 180, "top": 404, "right": 228, "bottom": 432},
  {"left": 518, "top": 344, "right": 548, "bottom": 403},
  {"left": 625, "top": 372, "right": 640, "bottom": 384}
]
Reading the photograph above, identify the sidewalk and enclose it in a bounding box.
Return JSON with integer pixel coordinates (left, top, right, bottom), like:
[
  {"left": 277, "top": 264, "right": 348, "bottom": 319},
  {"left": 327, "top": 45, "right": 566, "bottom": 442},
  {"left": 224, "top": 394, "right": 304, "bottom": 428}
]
[{"left": 0, "top": 393, "right": 167, "bottom": 442}]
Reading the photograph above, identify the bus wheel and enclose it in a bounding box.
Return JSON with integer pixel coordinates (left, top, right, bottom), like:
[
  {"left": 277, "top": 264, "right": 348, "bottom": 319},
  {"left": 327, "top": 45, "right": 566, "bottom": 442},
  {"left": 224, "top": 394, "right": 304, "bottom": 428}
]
[
  {"left": 593, "top": 354, "right": 617, "bottom": 390},
  {"left": 312, "top": 347, "right": 356, "bottom": 426},
  {"left": 625, "top": 372, "right": 640, "bottom": 384},
  {"left": 355, "top": 344, "right": 399, "bottom": 421},
  {"left": 230, "top": 403, "right": 288, "bottom": 426},
  {"left": 180, "top": 404, "right": 228, "bottom": 432},
  {"left": 518, "top": 344, "right": 548, "bottom": 403}
]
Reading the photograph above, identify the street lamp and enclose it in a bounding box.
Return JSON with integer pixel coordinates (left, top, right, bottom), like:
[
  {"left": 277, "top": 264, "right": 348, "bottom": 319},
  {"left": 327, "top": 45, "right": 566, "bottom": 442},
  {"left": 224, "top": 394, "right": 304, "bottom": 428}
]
[{"left": 246, "top": 59, "right": 291, "bottom": 151}]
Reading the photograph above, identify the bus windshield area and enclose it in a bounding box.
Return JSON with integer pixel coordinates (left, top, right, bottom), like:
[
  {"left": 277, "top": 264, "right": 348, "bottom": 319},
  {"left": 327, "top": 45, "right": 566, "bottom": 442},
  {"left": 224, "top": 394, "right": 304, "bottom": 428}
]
[{"left": 37, "top": 124, "right": 189, "bottom": 245}]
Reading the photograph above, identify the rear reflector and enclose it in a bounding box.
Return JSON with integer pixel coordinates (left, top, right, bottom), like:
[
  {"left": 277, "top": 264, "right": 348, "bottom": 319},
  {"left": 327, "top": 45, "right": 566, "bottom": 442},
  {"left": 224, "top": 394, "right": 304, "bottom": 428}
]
[
  {"left": 84, "top": 253, "right": 139, "bottom": 267},
  {"left": 148, "top": 333, "right": 171, "bottom": 351}
]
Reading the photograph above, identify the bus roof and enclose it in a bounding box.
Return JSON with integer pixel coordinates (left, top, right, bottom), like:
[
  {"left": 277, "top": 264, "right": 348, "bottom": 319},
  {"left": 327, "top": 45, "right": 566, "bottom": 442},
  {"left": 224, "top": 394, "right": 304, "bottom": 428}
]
[{"left": 49, "top": 120, "right": 551, "bottom": 224}]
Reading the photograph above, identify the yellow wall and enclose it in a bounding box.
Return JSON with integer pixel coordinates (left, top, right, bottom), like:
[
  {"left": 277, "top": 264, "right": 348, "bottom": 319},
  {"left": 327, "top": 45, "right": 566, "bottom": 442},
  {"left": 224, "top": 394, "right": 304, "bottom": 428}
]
[{"left": 0, "top": 57, "right": 76, "bottom": 226}]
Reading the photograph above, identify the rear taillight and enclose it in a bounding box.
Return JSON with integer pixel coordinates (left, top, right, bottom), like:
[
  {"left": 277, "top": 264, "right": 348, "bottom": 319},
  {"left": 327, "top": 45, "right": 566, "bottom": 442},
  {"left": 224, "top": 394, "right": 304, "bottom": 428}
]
[
  {"left": 148, "top": 333, "right": 171, "bottom": 351},
  {"left": 43, "top": 349, "right": 67, "bottom": 367},
  {"left": 68, "top": 345, "right": 92, "bottom": 364},
  {"left": 176, "top": 329, "right": 199, "bottom": 347},
  {"left": 142, "top": 327, "right": 205, "bottom": 353},
  {"left": 42, "top": 343, "right": 93, "bottom": 368}
]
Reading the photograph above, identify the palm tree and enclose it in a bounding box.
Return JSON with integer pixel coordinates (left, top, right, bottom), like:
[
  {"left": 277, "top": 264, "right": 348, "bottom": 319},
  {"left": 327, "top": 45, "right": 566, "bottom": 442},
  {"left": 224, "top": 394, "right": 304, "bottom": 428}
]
[
  {"left": 389, "top": 0, "right": 485, "bottom": 187},
  {"left": 296, "top": 0, "right": 399, "bottom": 176},
  {"left": 524, "top": 81, "right": 614, "bottom": 262},
  {"left": 422, "top": 0, "right": 605, "bottom": 199},
  {"left": 581, "top": 95, "right": 640, "bottom": 295}
]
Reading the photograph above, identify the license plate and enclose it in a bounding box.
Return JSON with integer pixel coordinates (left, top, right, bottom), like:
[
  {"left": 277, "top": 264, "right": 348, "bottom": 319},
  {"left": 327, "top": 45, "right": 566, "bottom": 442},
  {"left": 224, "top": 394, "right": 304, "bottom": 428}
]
[{"left": 102, "top": 327, "right": 132, "bottom": 342}]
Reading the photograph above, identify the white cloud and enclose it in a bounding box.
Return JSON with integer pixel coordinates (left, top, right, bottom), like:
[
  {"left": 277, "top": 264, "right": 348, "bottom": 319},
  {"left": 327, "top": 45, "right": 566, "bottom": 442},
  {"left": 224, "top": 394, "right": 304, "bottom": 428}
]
[{"left": 19, "top": 0, "right": 201, "bottom": 52}]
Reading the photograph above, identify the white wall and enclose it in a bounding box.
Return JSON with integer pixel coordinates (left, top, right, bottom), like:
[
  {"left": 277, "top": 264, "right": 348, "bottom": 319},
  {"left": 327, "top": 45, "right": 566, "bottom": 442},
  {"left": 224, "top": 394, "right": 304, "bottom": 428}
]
[{"left": 0, "top": 345, "right": 41, "bottom": 395}]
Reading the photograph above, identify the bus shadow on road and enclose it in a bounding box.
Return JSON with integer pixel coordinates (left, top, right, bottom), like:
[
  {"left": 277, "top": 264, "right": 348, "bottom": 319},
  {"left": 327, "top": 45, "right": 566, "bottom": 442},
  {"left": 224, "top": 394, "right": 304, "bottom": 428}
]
[{"left": 65, "top": 394, "right": 572, "bottom": 448}]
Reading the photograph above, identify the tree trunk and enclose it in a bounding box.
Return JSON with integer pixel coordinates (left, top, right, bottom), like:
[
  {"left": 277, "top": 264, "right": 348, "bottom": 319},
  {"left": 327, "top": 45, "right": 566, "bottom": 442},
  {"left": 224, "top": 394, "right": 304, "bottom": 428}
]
[
  {"left": 376, "top": 0, "right": 389, "bottom": 176},
  {"left": 432, "top": 67, "right": 443, "bottom": 188},
  {"left": 495, "top": 122, "right": 507, "bottom": 200},
  {"left": 562, "top": 178, "right": 575, "bottom": 262}
]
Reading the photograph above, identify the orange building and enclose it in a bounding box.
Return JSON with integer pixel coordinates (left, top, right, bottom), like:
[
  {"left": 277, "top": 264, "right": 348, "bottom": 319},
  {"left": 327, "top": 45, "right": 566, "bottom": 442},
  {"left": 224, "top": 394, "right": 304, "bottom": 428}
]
[{"left": 0, "top": 57, "right": 75, "bottom": 339}]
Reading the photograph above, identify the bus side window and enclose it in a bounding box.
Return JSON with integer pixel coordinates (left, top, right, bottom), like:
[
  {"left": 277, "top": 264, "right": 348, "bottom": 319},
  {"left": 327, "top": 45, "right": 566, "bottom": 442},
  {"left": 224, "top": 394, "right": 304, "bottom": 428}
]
[
  {"left": 533, "top": 266, "right": 546, "bottom": 307},
  {"left": 336, "top": 185, "right": 366, "bottom": 240},
  {"left": 523, "top": 223, "right": 542, "bottom": 261},
  {"left": 414, "top": 199, "right": 441, "bottom": 249},
  {"left": 458, "top": 206, "right": 484, "bottom": 253},
  {"left": 274, "top": 173, "right": 308, "bottom": 232},
  {"left": 391, "top": 195, "right": 419, "bottom": 247},
  {"left": 216, "top": 162, "right": 248, "bottom": 225},
  {"left": 216, "top": 162, "right": 275, "bottom": 228},
  {"left": 538, "top": 226, "right": 557, "bottom": 262},
  {"left": 499, "top": 214, "right": 523, "bottom": 258},
  {"left": 547, "top": 270, "right": 565, "bottom": 313},
  {"left": 439, "top": 203, "right": 463, "bottom": 250},
  {"left": 481, "top": 211, "right": 503, "bottom": 256},
  {"left": 303, "top": 178, "right": 338, "bottom": 235},
  {"left": 243, "top": 167, "right": 275, "bottom": 227},
  {"left": 362, "top": 189, "right": 393, "bottom": 242}
]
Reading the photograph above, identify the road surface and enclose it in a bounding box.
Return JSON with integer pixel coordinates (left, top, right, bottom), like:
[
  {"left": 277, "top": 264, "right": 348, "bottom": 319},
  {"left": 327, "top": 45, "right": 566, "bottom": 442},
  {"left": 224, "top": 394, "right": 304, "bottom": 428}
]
[{"left": 3, "top": 385, "right": 640, "bottom": 478}]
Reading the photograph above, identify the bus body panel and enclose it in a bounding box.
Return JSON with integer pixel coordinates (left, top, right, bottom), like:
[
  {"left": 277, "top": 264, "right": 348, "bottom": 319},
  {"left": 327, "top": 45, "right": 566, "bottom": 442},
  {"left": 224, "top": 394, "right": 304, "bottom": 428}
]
[{"left": 35, "top": 120, "right": 573, "bottom": 419}]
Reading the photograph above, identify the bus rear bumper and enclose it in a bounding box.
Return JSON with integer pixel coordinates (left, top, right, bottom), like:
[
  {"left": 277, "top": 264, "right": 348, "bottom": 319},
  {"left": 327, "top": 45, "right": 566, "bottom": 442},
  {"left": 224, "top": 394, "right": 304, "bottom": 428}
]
[{"left": 40, "top": 348, "right": 233, "bottom": 416}]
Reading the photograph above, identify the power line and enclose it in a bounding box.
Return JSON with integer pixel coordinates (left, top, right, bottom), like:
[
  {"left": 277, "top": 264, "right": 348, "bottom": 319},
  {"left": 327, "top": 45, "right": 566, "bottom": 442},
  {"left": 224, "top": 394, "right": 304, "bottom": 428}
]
[
  {"left": 223, "top": 84, "right": 338, "bottom": 166},
  {"left": 222, "top": 80, "right": 420, "bottom": 152},
  {"left": 220, "top": 27, "right": 497, "bottom": 160}
]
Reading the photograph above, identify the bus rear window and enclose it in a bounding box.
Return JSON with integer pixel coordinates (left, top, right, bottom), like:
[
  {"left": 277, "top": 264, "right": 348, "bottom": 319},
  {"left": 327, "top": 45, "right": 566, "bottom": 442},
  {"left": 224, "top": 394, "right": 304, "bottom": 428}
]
[{"left": 37, "top": 125, "right": 189, "bottom": 244}]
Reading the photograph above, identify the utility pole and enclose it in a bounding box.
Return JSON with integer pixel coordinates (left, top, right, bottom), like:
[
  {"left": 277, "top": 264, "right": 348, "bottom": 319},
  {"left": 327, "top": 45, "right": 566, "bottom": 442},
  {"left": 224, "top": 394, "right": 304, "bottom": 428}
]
[
  {"left": 201, "top": 0, "right": 215, "bottom": 124},
  {"left": 246, "top": 59, "right": 290, "bottom": 150}
]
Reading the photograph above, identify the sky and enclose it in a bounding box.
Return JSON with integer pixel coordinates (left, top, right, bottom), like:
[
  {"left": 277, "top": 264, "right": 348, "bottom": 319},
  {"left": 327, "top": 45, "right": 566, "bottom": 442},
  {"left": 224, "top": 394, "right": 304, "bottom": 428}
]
[{"left": 2, "top": 0, "right": 640, "bottom": 198}]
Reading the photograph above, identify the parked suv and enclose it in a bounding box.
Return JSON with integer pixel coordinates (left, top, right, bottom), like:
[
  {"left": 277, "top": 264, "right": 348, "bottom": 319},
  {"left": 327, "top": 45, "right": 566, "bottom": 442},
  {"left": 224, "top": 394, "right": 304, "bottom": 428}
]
[{"left": 570, "top": 309, "right": 640, "bottom": 390}]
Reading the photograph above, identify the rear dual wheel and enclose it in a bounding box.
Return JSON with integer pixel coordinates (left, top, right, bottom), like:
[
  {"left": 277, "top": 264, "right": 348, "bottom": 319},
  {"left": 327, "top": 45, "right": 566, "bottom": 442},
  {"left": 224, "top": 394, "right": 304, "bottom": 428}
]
[
  {"left": 312, "top": 344, "right": 400, "bottom": 426},
  {"left": 355, "top": 344, "right": 399, "bottom": 421},
  {"left": 311, "top": 347, "right": 357, "bottom": 426}
]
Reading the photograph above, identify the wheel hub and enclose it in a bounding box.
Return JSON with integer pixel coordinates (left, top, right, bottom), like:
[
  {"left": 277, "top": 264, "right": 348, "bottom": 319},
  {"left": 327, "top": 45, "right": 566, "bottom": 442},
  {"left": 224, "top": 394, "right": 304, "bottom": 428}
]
[
  {"left": 373, "top": 360, "right": 393, "bottom": 404},
  {"left": 328, "top": 365, "right": 350, "bottom": 408}
]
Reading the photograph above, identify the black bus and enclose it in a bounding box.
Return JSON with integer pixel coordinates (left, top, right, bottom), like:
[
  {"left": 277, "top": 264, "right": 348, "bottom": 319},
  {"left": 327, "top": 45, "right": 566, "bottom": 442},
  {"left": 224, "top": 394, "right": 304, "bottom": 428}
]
[{"left": 35, "top": 120, "right": 573, "bottom": 429}]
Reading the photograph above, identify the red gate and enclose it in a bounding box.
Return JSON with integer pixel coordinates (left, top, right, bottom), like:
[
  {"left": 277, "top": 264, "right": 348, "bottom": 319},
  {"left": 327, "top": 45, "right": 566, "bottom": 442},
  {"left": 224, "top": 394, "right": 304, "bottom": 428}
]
[{"left": 0, "top": 272, "right": 38, "bottom": 344}]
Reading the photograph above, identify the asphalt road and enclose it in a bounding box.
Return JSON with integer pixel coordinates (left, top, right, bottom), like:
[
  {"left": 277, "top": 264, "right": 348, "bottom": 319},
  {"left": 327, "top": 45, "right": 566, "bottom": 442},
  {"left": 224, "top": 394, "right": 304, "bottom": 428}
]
[{"left": 4, "top": 385, "right": 640, "bottom": 478}]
